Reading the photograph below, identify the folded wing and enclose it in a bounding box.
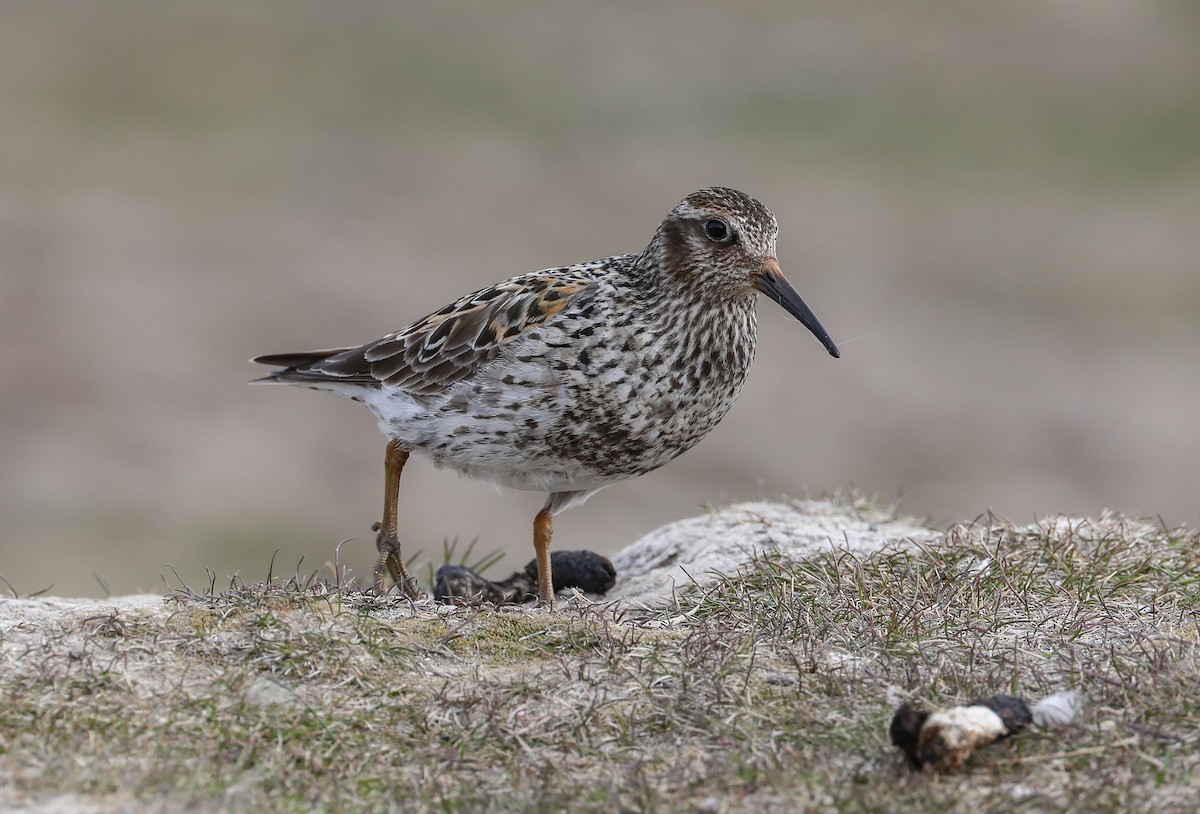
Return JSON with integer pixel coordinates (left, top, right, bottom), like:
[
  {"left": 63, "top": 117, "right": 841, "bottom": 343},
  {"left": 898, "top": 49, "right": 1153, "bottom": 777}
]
[{"left": 252, "top": 273, "right": 596, "bottom": 396}]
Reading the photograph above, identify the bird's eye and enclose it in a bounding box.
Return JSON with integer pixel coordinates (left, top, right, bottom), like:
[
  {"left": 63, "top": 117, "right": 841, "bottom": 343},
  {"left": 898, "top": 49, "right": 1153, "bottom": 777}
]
[{"left": 704, "top": 219, "right": 731, "bottom": 242}]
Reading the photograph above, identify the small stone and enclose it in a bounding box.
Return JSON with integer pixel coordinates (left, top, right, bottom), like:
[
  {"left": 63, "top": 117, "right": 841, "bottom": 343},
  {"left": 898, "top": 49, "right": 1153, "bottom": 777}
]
[
  {"left": 244, "top": 676, "right": 295, "bottom": 708},
  {"left": 523, "top": 550, "right": 616, "bottom": 594}
]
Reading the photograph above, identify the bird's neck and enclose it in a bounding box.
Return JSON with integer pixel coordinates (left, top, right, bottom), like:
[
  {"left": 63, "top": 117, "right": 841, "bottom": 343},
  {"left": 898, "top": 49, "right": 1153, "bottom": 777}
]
[
  {"left": 627, "top": 246, "right": 757, "bottom": 334},
  {"left": 639, "top": 270, "right": 760, "bottom": 386}
]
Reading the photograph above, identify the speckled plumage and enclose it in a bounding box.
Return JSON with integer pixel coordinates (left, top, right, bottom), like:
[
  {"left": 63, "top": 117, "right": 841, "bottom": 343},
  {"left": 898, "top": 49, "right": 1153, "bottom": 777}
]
[{"left": 253, "top": 187, "right": 839, "bottom": 604}]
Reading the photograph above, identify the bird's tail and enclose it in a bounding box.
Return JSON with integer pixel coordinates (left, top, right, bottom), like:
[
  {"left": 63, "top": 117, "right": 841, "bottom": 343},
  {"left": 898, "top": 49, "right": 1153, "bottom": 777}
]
[{"left": 249, "top": 348, "right": 354, "bottom": 385}]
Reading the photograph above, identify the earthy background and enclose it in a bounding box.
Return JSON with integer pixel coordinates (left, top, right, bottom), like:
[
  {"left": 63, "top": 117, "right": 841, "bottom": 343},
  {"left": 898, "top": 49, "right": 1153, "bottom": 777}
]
[{"left": 2, "top": 1, "right": 1197, "bottom": 597}]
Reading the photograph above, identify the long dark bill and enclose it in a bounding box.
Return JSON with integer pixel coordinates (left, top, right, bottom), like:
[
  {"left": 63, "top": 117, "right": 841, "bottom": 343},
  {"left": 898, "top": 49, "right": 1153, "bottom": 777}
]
[{"left": 754, "top": 258, "right": 840, "bottom": 358}]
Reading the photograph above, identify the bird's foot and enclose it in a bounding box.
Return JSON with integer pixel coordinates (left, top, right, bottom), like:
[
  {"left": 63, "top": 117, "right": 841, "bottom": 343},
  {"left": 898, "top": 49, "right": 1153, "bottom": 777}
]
[{"left": 372, "top": 521, "right": 422, "bottom": 599}]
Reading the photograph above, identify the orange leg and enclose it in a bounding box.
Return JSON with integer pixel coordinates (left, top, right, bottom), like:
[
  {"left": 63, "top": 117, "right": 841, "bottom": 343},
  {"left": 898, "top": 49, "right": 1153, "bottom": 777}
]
[
  {"left": 372, "top": 439, "right": 420, "bottom": 598},
  {"left": 533, "top": 505, "right": 555, "bottom": 606}
]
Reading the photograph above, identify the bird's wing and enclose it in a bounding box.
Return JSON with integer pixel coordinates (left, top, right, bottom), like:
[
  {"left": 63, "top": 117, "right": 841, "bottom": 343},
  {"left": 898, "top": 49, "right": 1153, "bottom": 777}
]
[{"left": 252, "top": 272, "right": 597, "bottom": 395}]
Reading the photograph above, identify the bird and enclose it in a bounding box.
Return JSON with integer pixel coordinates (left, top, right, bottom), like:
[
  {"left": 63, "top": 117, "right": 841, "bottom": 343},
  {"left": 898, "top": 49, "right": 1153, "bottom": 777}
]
[{"left": 251, "top": 187, "right": 840, "bottom": 605}]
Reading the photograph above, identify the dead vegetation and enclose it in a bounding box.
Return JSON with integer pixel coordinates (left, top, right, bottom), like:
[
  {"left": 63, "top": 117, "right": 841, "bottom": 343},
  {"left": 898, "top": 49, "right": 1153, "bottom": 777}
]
[{"left": 1, "top": 509, "right": 1198, "bottom": 812}]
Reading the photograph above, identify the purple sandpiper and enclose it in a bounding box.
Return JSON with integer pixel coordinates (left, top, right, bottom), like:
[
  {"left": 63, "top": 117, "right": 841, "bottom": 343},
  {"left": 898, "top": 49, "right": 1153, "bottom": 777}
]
[{"left": 252, "top": 187, "right": 839, "bottom": 605}]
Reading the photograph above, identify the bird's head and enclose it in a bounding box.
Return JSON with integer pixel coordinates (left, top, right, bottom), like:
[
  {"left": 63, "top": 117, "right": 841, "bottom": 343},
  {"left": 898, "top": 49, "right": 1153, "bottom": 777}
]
[{"left": 651, "top": 187, "right": 840, "bottom": 358}]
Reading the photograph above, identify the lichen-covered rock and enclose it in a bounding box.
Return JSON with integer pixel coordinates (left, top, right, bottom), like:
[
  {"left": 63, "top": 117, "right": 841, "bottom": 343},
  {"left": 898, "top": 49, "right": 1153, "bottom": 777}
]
[{"left": 608, "top": 500, "right": 937, "bottom": 605}]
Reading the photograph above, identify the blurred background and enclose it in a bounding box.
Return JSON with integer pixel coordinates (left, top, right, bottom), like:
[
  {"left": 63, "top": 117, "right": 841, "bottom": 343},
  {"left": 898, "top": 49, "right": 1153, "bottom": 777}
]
[{"left": 2, "top": 1, "right": 1197, "bottom": 597}]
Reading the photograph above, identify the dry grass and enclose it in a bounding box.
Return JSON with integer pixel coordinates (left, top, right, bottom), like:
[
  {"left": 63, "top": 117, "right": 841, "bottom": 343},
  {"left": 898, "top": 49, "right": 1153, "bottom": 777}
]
[{"left": 2, "top": 511, "right": 1198, "bottom": 812}]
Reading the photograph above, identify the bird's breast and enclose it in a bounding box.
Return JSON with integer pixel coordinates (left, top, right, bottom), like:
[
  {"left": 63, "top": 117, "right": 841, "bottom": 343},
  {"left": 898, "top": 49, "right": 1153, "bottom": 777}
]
[{"left": 543, "top": 297, "right": 759, "bottom": 477}]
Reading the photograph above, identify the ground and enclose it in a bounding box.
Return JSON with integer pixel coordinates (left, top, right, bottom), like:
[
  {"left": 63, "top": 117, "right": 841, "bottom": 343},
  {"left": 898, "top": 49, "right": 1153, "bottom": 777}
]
[{"left": 1, "top": 498, "right": 1197, "bottom": 813}]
